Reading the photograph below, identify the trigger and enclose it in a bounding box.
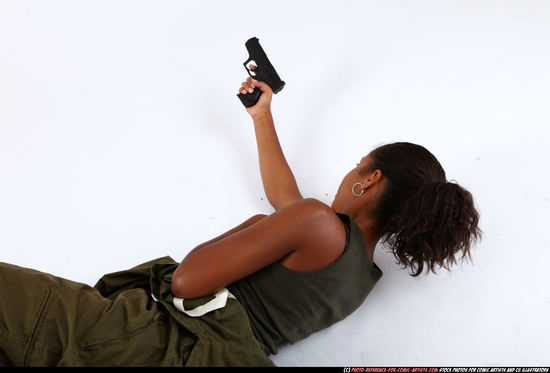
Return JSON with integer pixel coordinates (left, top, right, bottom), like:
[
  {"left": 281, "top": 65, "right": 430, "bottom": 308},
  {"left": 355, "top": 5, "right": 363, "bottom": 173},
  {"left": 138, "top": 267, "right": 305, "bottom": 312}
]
[
  {"left": 248, "top": 61, "right": 257, "bottom": 76},
  {"left": 244, "top": 59, "right": 258, "bottom": 77}
]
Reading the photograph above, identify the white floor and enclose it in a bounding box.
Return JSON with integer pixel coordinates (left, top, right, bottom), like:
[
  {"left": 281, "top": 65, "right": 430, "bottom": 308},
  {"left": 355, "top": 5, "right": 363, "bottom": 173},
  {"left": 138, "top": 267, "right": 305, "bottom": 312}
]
[{"left": 1, "top": 0, "right": 549, "bottom": 367}]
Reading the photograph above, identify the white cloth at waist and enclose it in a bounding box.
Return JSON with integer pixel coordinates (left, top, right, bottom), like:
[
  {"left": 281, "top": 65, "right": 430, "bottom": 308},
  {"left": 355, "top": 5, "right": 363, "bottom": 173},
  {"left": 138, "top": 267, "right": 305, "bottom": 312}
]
[{"left": 170, "top": 288, "right": 236, "bottom": 317}]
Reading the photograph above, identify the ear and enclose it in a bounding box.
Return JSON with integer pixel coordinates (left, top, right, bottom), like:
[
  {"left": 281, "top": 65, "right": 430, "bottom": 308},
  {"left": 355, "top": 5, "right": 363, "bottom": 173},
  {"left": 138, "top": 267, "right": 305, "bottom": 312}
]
[{"left": 363, "top": 169, "right": 383, "bottom": 189}]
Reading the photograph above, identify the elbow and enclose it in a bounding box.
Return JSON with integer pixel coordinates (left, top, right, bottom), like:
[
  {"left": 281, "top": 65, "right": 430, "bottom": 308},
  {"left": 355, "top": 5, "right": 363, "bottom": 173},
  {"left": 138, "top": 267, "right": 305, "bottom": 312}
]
[
  {"left": 171, "top": 267, "right": 199, "bottom": 299},
  {"left": 170, "top": 266, "right": 214, "bottom": 299},
  {"left": 171, "top": 271, "right": 187, "bottom": 298}
]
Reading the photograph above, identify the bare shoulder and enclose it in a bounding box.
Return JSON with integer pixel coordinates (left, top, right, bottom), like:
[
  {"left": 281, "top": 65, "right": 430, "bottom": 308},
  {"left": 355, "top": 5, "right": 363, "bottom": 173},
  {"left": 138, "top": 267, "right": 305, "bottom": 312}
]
[
  {"left": 278, "top": 198, "right": 343, "bottom": 234},
  {"left": 279, "top": 198, "right": 347, "bottom": 272},
  {"left": 281, "top": 197, "right": 334, "bottom": 216},
  {"left": 171, "top": 197, "right": 343, "bottom": 298}
]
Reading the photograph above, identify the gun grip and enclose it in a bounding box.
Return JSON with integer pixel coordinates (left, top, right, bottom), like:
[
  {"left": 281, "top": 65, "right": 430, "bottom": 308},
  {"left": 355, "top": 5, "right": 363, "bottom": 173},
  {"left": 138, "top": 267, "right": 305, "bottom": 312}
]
[{"left": 237, "top": 87, "right": 262, "bottom": 108}]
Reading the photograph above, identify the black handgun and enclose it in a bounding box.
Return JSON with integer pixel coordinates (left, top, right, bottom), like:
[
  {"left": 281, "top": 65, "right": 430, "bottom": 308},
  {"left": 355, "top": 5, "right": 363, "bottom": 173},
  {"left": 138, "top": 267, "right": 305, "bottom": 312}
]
[{"left": 237, "top": 37, "right": 285, "bottom": 108}]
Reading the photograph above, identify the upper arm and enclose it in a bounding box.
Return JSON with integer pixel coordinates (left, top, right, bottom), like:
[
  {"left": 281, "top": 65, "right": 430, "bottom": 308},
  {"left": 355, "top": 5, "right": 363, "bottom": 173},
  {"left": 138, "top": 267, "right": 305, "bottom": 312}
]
[
  {"left": 270, "top": 188, "right": 304, "bottom": 211},
  {"left": 171, "top": 198, "right": 333, "bottom": 299}
]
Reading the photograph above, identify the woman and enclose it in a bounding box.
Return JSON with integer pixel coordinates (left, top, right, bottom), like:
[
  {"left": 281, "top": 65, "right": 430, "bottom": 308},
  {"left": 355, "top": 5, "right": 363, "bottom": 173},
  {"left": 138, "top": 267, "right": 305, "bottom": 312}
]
[{"left": 0, "top": 72, "right": 481, "bottom": 367}]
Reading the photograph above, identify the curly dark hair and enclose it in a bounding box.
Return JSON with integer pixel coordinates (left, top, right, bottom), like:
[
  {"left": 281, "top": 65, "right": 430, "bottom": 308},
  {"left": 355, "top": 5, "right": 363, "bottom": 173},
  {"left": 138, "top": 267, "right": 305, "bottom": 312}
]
[{"left": 362, "top": 142, "right": 482, "bottom": 276}]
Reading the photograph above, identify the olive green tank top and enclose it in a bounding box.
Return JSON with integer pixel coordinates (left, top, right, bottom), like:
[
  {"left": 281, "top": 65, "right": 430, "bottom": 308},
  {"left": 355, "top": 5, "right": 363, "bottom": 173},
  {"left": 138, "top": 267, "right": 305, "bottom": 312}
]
[{"left": 227, "top": 213, "right": 383, "bottom": 355}]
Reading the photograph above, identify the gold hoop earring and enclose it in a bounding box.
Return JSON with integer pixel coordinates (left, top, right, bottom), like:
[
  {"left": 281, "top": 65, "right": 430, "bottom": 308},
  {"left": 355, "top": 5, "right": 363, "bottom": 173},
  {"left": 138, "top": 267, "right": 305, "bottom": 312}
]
[{"left": 352, "top": 182, "right": 365, "bottom": 197}]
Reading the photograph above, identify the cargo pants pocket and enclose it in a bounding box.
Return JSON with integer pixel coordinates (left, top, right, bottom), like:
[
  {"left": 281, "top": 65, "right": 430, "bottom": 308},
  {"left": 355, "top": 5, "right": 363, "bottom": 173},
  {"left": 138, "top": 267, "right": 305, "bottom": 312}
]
[{"left": 77, "top": 288, "right": 189, "bottom": 366}]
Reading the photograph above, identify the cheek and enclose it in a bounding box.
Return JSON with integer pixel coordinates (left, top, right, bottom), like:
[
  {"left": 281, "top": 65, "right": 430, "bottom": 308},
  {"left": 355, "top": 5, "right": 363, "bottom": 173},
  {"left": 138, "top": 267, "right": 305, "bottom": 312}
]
[
  {"left": 335, "top": 180, "right": 346, "bottom": 197},
  {"left": 344, "top": 170, "right": 356, "bottom": 185},
  {"left": 338, "top": 172, "right": 354, "bottom": 194}
]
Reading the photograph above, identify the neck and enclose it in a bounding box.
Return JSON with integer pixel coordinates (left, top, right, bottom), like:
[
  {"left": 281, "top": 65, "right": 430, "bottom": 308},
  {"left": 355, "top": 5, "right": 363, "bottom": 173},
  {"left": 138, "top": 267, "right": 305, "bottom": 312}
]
[
  {"left": 336, "top": 207, "right": 383, "bottom": 265},
  {"left": 355, "top": 214, "right": 383, "bottom": 263}
]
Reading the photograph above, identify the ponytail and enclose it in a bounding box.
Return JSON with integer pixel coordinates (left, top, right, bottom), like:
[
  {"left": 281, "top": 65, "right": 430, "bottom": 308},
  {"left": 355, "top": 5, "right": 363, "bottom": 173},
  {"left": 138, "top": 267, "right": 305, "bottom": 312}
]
[
  {"left": 367, "top": 143, "right": 482, "bottom": 276},
  {"left": 383, "top": 181, "right": 481, "bottom": 277}
]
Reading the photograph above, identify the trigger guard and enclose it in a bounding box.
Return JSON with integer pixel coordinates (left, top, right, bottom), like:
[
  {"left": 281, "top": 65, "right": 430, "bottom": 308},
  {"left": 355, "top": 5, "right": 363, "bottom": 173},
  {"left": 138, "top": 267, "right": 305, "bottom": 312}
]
[{"left": 243, "top": 59, "right": 258, "bottom": 77}]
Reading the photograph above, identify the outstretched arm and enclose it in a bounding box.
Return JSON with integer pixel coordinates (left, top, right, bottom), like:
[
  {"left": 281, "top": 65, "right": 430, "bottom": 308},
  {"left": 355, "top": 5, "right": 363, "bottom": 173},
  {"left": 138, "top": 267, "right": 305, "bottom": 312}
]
[{"left": 240, "top": 70, "right": 303, "bottom": 210}]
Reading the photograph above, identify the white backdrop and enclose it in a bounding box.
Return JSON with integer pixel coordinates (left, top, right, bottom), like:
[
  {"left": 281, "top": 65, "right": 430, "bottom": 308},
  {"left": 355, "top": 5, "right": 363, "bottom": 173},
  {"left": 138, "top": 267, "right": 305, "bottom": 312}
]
[{"left": 1, "top": 0, "right": 549, "bottom": 367}]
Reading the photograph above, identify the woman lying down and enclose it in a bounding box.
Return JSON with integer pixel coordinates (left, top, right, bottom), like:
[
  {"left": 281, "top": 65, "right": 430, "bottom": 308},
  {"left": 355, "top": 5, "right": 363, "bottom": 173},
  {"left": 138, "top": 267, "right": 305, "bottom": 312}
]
[{"left": 0, "top": 73, "right": 481, "bottom": 367}]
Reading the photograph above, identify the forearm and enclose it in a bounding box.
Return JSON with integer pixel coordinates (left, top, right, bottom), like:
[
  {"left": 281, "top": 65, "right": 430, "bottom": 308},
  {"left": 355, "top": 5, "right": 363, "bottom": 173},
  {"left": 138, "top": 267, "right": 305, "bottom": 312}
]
[
  {"left": 185, "top": 214, "right": 267, "bottom": 258},
  {"left": 253, "top": 110, "right": 302, "bottom": 210}
]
